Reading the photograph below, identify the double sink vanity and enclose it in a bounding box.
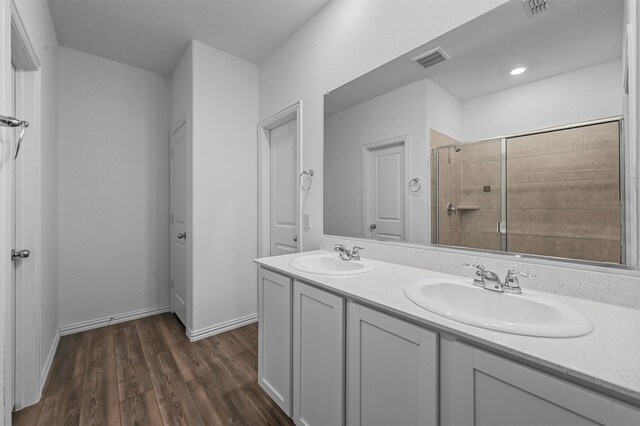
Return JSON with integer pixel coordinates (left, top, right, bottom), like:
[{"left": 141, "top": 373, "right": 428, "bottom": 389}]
[{"left": 254, "top": 249, "right": 640, "bottom": 426}]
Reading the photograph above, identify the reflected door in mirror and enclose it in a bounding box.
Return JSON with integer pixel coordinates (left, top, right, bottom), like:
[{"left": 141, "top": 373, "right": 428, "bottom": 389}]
[{"left": 363, "top": 139, "right": 406, "bottom": 241}]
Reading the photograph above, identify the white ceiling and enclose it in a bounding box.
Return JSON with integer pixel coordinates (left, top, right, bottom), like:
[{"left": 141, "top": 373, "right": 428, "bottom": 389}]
[
  {"left": 325, "top": 0, "right": 624, "bottom": 116},
  {"left": 48, "top": 0, "right": 331, "bottom": 76}
]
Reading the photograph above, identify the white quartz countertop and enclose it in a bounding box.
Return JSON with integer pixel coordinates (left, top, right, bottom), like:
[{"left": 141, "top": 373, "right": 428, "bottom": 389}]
[{"left": 255, "top": 250, "right": 640, "bottom": 403}]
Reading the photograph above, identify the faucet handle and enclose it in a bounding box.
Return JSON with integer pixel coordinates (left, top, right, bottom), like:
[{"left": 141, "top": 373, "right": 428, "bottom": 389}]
[
  {"left": 463, "top": 263, "right": 487, "bottom": 288},
  {"left": 334, "top": 244, "right": 352, "bottom": 260},
  {"left": 351, "top": 246, "right": 364, "bottom": 260},
  {"left": 504, "top": 266, "right": 535, "bottom": 294},
  {"left": 506, "top": 266, "right": 536, "bottom": 279},
  {"left": 462, "top": 263, "right": 485, "bottom": 271}
]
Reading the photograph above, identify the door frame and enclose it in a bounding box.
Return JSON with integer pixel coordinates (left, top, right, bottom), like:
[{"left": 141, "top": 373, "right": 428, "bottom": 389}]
[
  {"left": 257, "top": 101, "right": 302, "bottom": 258},
  {"left": 169, "top": 116, "right": 192, "bottom": 329},
  {"left": 361, "top": 135, "right": 410, "bottom": 240},
  {"left": 3, "top": 1, "right": 43, "bottom": 415},
  {"left": 623, "top": 14, "right": 638, "bottom": 266},
  {"left": 0, "top": 0, "right": 11, "bottom": 416}
]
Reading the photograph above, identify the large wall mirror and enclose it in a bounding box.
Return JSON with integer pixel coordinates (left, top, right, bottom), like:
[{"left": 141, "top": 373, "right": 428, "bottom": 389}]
[{"left": 324, "top": 0, "right": 636, "bottom": 266}]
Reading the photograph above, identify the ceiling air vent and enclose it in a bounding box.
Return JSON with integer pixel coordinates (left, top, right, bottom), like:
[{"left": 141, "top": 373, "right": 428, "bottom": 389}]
[
  {"left": 412, "top": 47, "right": 450, "bottom": 70},
  {"left": 522, "top": 0, "right": 552, "bottom": 16}
]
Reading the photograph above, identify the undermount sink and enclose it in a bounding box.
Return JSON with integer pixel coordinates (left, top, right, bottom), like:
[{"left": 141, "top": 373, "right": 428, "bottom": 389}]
[
  {"left": 404, "top": 278, "right": 593, "bottom": 337},
  {"left": 289, "top": 253, "right": 375, "bottom": 275}
]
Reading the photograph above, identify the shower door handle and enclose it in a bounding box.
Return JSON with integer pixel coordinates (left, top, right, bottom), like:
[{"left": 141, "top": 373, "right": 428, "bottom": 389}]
[{"left": 177, "top": 232, "right": 187, "bottom": 240}]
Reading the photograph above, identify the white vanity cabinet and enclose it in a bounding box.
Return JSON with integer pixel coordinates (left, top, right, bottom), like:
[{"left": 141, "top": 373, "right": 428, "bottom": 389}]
[
  {"left": 440, "top": 336, "right": 640, "bottom": 426},
  {"left": 257, "top": 265, "right": 640, "bottom": 426},
  {"left": 258, "top": 268, "right": 293, "bottom": 415},
  {"left": 292, "top": 281, "right": 345, "bottom": 426},
  {"left": 347, "top": 302, "right": 438, "bottom": 426}
]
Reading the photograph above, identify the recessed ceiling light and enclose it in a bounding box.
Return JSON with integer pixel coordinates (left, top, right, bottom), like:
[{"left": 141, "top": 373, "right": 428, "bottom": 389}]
[{"left": 510, "top": 67, "right": 526, "bottom": 75}]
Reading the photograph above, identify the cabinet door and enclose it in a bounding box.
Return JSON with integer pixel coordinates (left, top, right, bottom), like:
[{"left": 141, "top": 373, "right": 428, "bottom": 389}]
[
  {"left": 441, "top": 337, "right": 639, "bottom": 426},
  {"left": 613, "top": 401, "right": 640, "bottom": 426},
  {"left": 258, "top": 268, "right": 292, "bottom": 415},
  {"left": 293, "top": 281, "right": 344, "bottom": 426},
  {"left": 347, "top": 302, "right": 438, "bottom": 426}
]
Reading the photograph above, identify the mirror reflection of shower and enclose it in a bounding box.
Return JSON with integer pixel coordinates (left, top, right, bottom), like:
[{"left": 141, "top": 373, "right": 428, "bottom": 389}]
[
  {"left": 0, "top": 114, "right": 30, "bottom": 159},
  {"left": 432, "top": 119, "right": 623, "bottom": 264}
]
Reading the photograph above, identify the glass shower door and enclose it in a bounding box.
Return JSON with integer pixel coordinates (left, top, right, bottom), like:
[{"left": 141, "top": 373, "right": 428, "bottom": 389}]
[
  {"left": 433, "top": 139, "right": 502, "bottom": 251},
  {"left": 505, "top": 121, "right": 622, "bottom": 264}
]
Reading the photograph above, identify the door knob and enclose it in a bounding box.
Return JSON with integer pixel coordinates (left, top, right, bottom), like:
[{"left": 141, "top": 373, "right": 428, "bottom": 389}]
[
  {"left": 11, "top": 249, "right": 30, "bottom": 260},
  {"left": 177, "top": 232, "right": 187, "bottom": 240},
  {"left": 370, "top": 224, "right": 377, "bottom": 231},
  {"left": 294, "top": 235, "right": 298, "bottom": 242}
]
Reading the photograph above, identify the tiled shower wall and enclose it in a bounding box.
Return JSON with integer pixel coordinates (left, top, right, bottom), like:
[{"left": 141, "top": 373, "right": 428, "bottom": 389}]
[{"left": 506, "top": 121, "right": 621, "bottom": 263}]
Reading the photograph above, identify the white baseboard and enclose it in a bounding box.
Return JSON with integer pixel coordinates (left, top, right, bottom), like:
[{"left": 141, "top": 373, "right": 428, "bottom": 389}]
[
  {"left": 187, "top": 313, "right": 257, "bottom": 342},
  {"left": 40, "top": 329, "right": 60, "bottom": 394},
  {"left": 59, "top": 305, "right": 171, "bottom": 336}
]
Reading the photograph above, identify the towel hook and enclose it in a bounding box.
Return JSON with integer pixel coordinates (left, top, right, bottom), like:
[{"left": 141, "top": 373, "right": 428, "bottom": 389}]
[{"left": 299, "top": 169, "right": 314, "bottom": 191}]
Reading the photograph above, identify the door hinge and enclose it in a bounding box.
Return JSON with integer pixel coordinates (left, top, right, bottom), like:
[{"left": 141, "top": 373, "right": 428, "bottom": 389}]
[
  {"left": 171, "top": 214, "right": 174, "bottom": 224},
  {"left": 170, "top": 150, "right": 174, "bottom": 159},
  {"left": 170, "top": 278, "right": 174, "bottom": 288}
]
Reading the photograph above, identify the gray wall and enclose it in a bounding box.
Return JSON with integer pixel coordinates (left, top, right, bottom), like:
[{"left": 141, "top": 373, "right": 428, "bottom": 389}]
[{"left": 57, "top": 46, "right": 171, "bottom": 327}]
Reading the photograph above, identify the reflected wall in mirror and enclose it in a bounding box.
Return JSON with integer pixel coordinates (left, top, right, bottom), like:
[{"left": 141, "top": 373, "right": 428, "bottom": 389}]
[{"left": 324, "top": 0, "right": 635, "bottom": 266}]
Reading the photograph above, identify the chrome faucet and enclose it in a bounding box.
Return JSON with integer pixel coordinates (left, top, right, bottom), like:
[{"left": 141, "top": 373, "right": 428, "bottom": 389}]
[
  {"left": 334, "top": 244, "right": 365, "bottom": 261},
  {"left": 463, "top": 264, "right": 535, "bottom": 294}
]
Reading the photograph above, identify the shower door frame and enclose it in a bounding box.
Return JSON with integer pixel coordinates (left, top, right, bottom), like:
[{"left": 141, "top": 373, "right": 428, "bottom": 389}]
[{"left": 432, "top": 116, "right": 626, "bottom": 266}]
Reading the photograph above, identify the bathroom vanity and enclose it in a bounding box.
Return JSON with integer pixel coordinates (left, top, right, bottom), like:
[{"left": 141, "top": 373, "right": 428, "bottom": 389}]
[{"left": 254, "top": 251, "right": 640, "bottom": 426}]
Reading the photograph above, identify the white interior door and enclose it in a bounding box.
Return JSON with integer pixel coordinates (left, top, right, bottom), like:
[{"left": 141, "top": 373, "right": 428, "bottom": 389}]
[
  {"left": 269, "top": 118, "right": 298, "bottom": 255},
  {"left": 170, "top": 121, "right": 188, "bottom": 326},
  {"left": 364, "top": 141, "right": 406, "bottom": 241}
]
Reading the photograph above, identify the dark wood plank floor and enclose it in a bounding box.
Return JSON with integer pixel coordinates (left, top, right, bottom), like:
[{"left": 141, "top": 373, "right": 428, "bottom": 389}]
[{"left": 13, "top": 313, "right": 294, "bottom": 426}]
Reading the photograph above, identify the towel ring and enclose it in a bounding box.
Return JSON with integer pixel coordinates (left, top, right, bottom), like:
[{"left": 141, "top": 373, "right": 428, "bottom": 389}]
[
  {"left": 409, "top": 177, "right": 421, "bottom": 193},
  {"left": 300, "top": 169, "right": 314, "bottom": 191}
]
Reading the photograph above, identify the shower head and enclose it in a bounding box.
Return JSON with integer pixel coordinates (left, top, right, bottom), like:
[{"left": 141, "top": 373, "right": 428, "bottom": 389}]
[{"left": 453, "top": 145, "right": 462, "bottom": 152}]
